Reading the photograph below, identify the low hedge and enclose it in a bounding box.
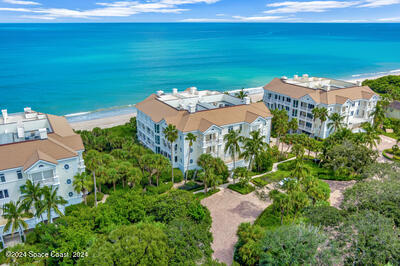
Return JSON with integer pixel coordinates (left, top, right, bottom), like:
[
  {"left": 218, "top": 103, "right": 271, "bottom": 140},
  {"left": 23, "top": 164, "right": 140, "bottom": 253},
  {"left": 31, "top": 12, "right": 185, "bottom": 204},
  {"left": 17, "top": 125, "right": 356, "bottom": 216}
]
[
  {"left": 227, "top": 183, "right": 255, "bottom": 195},
  {"left": 251, "top": 177, "right": 269, "bottom": 187},
  {"left": 178, "top": 181, "right": 203, "bottom": 191},
  {"left": 383, "top": 149, "right": 400, "bottom": 162},
  {"left": 194, "top": 189, "right": 220, "bottom": 200},
  {"left": 146, "top": 182, "right": 173, "bottom": 195},
  {"left": 86, "top": 192, "right": 104, "bottom": 207}
]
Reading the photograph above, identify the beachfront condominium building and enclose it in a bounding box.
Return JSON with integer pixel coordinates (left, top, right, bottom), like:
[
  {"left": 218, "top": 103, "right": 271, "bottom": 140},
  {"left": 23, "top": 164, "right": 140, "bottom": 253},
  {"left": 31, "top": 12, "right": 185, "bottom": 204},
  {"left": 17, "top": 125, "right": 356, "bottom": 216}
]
[
  {"left": 135, "top": 87, "right": 272, "bottom": 172},
  {"left": 263, "top": 74, "right": 379, "bottom": 139},
  {"left": 0, "top": 108, "right": 85, "bottom": 246}
]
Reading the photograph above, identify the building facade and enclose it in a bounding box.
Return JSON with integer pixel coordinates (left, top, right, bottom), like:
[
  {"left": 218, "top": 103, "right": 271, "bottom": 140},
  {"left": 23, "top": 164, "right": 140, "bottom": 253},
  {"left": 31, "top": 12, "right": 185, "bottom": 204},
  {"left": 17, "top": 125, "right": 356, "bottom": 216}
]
[
  {"left": 0, "top": 108, "right": 85, "bottom": 246},
  {"left": 386, "top": 101, "right": 400, "bottom": 119},
  {"left": 136, "top": 87, "right": 272, "bottom": 172},
  {"left": 263, "top": 75, "right": 379, "bottom": 138}
]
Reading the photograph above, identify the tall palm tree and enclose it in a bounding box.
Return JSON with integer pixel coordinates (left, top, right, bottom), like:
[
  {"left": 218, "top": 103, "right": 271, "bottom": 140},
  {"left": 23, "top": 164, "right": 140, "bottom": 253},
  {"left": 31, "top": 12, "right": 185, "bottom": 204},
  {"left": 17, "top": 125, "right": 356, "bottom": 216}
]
[
  {"left": 224, "top": 129, "right": 242, "bottom": 182},
  {"left": 84, "top": 149, "right": 103, "bottom": 207},
  {"left": 73, "top": 172, "right": 92, "bottom": 205},
  {"left": 163, "top": 124, "right": 178, "bottom": 184},
  {"left": 127, "top": 167, "right": 143, "bottom": 187},
  {"left": 106, "top": 168, "right": 120, "bottom": 192},
  {"left": 185, "top": 133, "right": 197, "bottom": 183},
  {"left": 197, "top": 154, "right": 214, "bottom": 193},
  {"left": 2, "top": 200, "right": 32, "bottom": 242},
  {"left": 361, "top": 122, "right": 381, "bottom": 149},
  {"left": 152, "top": 154, "right": 170, "bottom": 187},
  {"left": 241, "top": 130, "right": 267, "bottom": 171},
  {"left": 318, "top": 107, "right": 329, "bottom": 138},
  {"left": 39, "top": 186, "right": 67, "bottom": 224},
  {"left": 20, "top": 180, "right": 44, "bottom": 221},
  {"left": 235, "top": 88, "right": 248, "bottom": 100},
  {"left": 327, "top": 113, "right": 345, "bottom": 133},
  {"left": 311, "top": 107, "right": 321, "bottom": 137},
  {"left": 371, "top": 101, "right": 386, "bottom": 129}
]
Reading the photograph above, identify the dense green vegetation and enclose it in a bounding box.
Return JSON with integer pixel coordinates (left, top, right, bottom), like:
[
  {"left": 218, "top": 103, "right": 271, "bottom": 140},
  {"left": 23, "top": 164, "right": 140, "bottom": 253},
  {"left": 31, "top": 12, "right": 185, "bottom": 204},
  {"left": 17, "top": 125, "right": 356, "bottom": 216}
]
[
  {"left": 1, "top": 189, "right": 216, "bottom": 265},
  {"left": 363, "top": 75, "right": 400, "bottom": 100}
]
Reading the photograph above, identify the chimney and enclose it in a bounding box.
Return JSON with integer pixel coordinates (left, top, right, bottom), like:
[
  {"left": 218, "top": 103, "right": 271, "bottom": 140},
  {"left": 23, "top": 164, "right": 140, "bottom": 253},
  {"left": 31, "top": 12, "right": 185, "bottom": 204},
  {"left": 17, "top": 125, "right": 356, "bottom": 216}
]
[
  {"left": 157, "top": 90, "right": 164, "bottom": 96},
  {"left": 172, "top": 88, "right": 178, "bottom": 95},
  {"left": 188, "top": 104, "right": 196, "bottom": 113},
  {"left": 1, "top": 109, "right": 8, "bottom": 124},
  {"left": 189, "top": 87, "right": 197, "bottom": 95},
  {"left": 38, "top": 128, "right": 48, "bottom": 139},
  {"left": 244, "top": 96, "right": 251, "bottom": 105}
]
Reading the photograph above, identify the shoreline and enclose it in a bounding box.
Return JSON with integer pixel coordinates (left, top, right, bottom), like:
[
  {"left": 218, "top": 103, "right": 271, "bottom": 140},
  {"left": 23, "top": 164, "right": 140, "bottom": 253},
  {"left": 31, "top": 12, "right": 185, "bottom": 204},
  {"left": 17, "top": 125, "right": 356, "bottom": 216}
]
[{"left": 69, "top": 71, "right": 400, "bottom": 131}]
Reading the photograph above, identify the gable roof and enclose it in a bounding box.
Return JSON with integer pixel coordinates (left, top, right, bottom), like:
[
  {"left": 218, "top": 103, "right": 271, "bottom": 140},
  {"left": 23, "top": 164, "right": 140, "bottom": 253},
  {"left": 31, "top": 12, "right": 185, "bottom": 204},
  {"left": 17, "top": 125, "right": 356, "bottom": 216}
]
[
  {"left": 263, "top": 78, "right": 377, "bottom": 105},
  {"left": 136, "top": 94, "right": 272, "bottom": 133},
  {"left": 0, "top": 114, "right": 84, "bottom": 171}
]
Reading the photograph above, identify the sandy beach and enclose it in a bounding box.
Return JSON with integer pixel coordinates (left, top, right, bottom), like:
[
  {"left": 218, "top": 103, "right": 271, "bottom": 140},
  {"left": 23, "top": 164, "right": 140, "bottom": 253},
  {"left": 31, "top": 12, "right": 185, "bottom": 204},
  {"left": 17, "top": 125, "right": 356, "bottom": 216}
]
[
  {"left": 70, "top": 113, "right": 136, "bottom": 131},
  {"left": 68, "top": 72, "right": 400, "bottom": 131}
]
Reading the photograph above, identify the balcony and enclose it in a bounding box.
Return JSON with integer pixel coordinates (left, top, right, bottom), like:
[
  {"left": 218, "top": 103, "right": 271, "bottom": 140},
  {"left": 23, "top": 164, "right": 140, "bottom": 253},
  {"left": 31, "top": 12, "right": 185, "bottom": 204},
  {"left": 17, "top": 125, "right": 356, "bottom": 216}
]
[
  {"left": 34, "top": 175, "right": 60, "bottom": 186},
  {"left": 202, "top": 138, "right": 221, "bottom": 147}
]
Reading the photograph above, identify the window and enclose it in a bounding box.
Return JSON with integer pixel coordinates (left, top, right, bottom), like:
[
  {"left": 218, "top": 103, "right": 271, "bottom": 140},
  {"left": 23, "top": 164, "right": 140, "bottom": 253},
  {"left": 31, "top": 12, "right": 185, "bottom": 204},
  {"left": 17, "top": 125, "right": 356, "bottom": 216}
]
[
  {"left": 306, "top": 122, "right": 312, "bottom": 128},
  {"left": 356, "top": 110, "right": 359, "bottom": 115},
  {"left": 287, "top": 98, "right": 291, "bottom": 103},
  {"left": 285, "top": 106, "right": 289, "bottom": 111},
  {"left": 0, "top": 189, "right": 9, "bottom": 199},
  {"left": 64, "top": 164, "right": 69, "bottom": 170},
  {"left": 174, "top": 144, "right": 178, "bottom": 151},
  {"left": 0, "top": 174, "right": 5, "bottom": 183},
  {"left": 351, "top": 111, "right": 354, "bottom": 116},
  {"left": 174, "top": 156, "right": 178, "bottom": 163},
  {"left": 293, "top": 100, "right": 299, "bottom": 108},
  {"left": 308, "top": 104, "right": 315, "bottom": 109},
  {"left": 68, "top": 192, "right": 73, "bottom": 197},
  {"left": 154, "top": 124, "right": 160, "bottom": 134},
  {"left": 268, "top": 93, "right": 271, "bottom": 99},
  {"left": 275, "top": 94, "right": 277, "bottom": 99},
  {"left": 229, "top": 126, "right": 233, "bottom": 132},
  {"left": 156, "top": 147, "right": 161, "bottom": 154},
  {"left": 190, "top": 148, "right": 193, "bottom": 153},
  {"left": 292, "top": 109, "right": 298, "bottom": 117},
  {"left": 190, "top": 159, "right": 193, "bottom": 164},
  {"left": 155, "top": 135, "right": 160, "bottom": 145},
  {"left": 67, "top": 179, "right": 72, "bottom": 184},
  {"left": 39, "top": 165, "right": 44, "bottom": 168},
  {"left": 17, "top": 170, "right": 23, "bottom": 179}
]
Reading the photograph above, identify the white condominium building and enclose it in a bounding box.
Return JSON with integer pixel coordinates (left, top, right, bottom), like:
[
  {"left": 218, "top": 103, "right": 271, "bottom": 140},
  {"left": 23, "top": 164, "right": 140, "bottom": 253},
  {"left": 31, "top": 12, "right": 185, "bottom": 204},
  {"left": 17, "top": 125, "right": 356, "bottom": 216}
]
[
  {"left": 136, "top": 87, "right": 272, "bottom": 172},
  {"left": 0, "top": 108, "right": 85, "bottom": 246},
  {"left": 263, "top": 75, "right": 379, "bottom": 139}
]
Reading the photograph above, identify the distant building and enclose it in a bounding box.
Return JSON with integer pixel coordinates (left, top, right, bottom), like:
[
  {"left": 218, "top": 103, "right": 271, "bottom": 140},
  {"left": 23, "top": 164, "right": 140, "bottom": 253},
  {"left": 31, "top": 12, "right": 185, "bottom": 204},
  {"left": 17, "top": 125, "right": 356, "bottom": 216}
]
[
  {"left": 263, "top": 74, "right": 379, "bottom": 138},
  {"left": 386, "top": 101, "right": 400, "bottom": 119},
  {"left": 0, "top": 108, "right": 85, "bottom": 246},
  {"left": 136, "top": 87, "right": 272, "bottom": 172}
]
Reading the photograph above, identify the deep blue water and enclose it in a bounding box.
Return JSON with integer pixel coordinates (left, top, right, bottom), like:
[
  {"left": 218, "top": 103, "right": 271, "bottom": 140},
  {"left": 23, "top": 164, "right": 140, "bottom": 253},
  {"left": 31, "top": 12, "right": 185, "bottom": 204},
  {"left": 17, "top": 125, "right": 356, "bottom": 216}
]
[{"left": 1, "top": 23, "right": 400, "bottom": 116}]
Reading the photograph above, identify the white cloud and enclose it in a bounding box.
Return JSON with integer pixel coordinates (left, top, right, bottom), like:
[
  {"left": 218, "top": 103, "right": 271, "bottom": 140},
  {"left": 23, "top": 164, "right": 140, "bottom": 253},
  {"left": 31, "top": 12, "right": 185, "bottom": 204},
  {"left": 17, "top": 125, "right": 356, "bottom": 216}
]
[
  {"left": 0, "top": 0, "right": 221, "bottom": 19},
  {"left": 359, "top": 0, "right": 400, "bottom": 7},
  {"left": 20, "top": 15, "right": 55, "bottom": 19},
  {"left": 3, "top": 0, "right": 40, "bottom": 5},
  {"left": 0, "top": 7, "right": 31, "bottom": 11},
  {"left": 377, "top": 16, "right": 400, "bottom": 21},
  {"left": 180, "top": 18, "right": 232, "bottom": 22},
  {"left": 232, "top": 15, "right": 285, "bottom": 21},
  {"left": 265, "top": 1, "right": 359, "bottom": 14}
]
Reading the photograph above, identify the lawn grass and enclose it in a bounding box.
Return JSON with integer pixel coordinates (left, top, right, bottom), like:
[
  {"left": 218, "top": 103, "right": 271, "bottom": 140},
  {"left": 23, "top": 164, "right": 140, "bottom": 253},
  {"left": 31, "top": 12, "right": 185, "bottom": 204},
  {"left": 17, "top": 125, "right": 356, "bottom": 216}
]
[
  {"left": 105, "top": 124, "right": 135, "bottom": 138},
  {"left": 194, "top": 189, "right": 220, "bottom": 200},
  {"left": 227, "top": 183, "right": 255, "bottom": 195},
  {"left": 251, "top": 177, "right": 269, "bottom": 187}
]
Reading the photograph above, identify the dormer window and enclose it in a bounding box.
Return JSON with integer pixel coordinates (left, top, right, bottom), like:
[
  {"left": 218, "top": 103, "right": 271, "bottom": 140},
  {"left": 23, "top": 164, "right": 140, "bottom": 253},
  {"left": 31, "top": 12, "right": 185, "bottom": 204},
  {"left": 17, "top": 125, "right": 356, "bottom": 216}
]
[
  {"left": 17, "top": 170, "right": 23, "bottom": 179},
  {"left": 0, "top": 174, "right": 5, "bottom": 183}
]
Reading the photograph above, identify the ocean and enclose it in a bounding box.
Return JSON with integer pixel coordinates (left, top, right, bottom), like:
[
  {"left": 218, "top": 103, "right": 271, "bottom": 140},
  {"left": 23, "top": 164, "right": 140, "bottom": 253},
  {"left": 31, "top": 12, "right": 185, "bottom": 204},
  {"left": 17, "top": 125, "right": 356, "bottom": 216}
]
[{"left": 1, "top": 23, "right": 400, "bottom": 121}]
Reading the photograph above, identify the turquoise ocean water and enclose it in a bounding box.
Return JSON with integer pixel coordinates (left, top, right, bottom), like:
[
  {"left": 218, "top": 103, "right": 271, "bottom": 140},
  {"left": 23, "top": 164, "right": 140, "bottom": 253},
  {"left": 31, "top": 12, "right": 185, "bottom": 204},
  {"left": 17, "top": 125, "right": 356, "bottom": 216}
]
[{"left": 1, "top": 23, "right": 400, "bottom": 121}]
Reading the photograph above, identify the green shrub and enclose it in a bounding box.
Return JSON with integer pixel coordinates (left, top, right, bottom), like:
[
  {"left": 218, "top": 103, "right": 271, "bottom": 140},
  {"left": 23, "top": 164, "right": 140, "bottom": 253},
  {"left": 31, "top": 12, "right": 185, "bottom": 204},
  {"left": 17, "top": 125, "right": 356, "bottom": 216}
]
[
  {"left": 194, "top": 189, "right": 220, "bottom": 200},
  {"left": 228, "top": 183, "right": 255, "bottom": 195},
  {"left": 161, "top": 168, "right": 184, "bottom": 183},
  {"left": 254, "top": 205, "right": 282, "bottom": 228},
  {"left": 303, "top": 205, "right": 344, "bottom": 226},
  {"left": 86, "top": 192, "right": 105, "bottom": 207},
  {"left": 146, "top": 182, "right": 173, "bottom": 195},
  {"left": 251, "top": 177, "right": 269, "bottom": 187},
  {"left": 178, "top": 181, "right": 203, "bottom": 191}
]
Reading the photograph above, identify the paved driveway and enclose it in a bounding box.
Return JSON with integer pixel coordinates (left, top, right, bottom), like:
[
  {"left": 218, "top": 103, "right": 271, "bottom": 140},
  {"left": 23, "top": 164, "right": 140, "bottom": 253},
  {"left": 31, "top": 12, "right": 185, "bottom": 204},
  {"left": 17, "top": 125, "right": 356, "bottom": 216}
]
[{"left": 201, "top": 188, "right": 271, "bottom": 265}]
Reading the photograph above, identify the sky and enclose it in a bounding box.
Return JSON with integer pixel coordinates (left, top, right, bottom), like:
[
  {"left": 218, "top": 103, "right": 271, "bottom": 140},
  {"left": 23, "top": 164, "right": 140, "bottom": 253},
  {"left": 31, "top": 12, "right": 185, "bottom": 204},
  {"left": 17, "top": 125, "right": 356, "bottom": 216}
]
[{"left": 0, "top": 0, "right": 399, "bottom": 23}]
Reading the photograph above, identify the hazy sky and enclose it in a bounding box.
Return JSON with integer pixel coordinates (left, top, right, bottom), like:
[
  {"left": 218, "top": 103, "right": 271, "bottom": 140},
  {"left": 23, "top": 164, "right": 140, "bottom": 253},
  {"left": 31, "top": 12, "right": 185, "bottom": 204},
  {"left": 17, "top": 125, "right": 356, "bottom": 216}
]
[{"left": 0, "top": 0, "right": 399, "bottom": 23}]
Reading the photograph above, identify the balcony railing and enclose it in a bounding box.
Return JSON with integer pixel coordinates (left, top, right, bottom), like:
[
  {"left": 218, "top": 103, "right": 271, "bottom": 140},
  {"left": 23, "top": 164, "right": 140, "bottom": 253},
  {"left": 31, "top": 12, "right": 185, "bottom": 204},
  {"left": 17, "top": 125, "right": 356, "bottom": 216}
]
[{"left": 34, "top": 176, "right": 60, "bottom": 186}]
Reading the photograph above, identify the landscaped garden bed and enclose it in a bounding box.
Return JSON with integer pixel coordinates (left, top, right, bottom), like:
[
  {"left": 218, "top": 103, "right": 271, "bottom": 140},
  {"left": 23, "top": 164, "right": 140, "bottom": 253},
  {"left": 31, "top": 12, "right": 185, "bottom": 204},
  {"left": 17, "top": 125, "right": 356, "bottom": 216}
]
[
  {"left": 194, "top": 189, "right": 220, "bottom": 200},
  {"left": 227, "top": 183, "right": 255, "bottom": 195},
  {"left": 383, "top": 147, "right": 400, "bottom": 162}
]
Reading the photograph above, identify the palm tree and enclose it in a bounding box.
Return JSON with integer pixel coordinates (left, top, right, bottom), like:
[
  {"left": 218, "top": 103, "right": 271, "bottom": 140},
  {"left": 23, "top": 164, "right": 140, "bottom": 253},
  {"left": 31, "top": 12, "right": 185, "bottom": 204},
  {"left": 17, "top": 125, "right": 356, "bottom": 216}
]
[
  {"left": 269, "top": 190, "right": 290, "bottom": 225},
  {"left": 241, "top": 130, "right": 267, "bottom": 171},
  {"left": 235, "top": 88, "right": 248, "bottom": 100},
  {"left": 361, "top": 122, "right": 381, "bottom": 149},
  {"left": 327, "top": 113, "right": 345, "bottom": 133},
  {"left": 2, "top": 200, "right": 32, "bottom": 242},
  {"left": 311, "top": 107, "right": 321, "bottom": 134},
  {"left": 106, "top": 168, "right": 120, "bottom": 192},
  {"left": 163, "top": 124, "right": 178, "bottom": 184},
  {"left": 371, "top": 101, "right": 386, "bottom": 129},
  {"left": 197, "top": 154, "right": 214, "bottom": 193},
  {"left": 116, "top": 161, "right": 132, "bottom": 188},
  {"left": 39, "top": 186, "right": 67, "bottom": 224},
  {"left": 152, "top": 154, "right": 170, "bottom": 187},
  {"left": 224, "top": 129, "right": 242, "bottom": 182},
  {"left": 20, "top": 180, "right": 44, "bottom": 221},
  {"left": 73, "top": 172, "right": 92, "bottom": 205},
  {"left": 318, "top": 107, "right": 329, "bottom": 138},
  {"left": 185, "top": 133, "right": 197, "bottom": 183},
  {"left": 127, "top": 167, "right": 143, "bottom": 187},
  {"left": 84, "top": 150, "right": 103, "bottom": 207}
]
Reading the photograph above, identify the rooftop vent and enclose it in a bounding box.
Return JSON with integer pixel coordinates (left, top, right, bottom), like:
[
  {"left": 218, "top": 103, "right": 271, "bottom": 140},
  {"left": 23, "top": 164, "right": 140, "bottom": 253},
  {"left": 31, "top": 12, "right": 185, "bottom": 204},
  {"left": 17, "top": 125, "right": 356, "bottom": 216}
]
[
  {"left": 1, "top": 109, "right": 8, "bottom": 124},
  {"left": 17, "top": 126, "right": 24, "bottom": 139},
  {"left": 244, "top": 96, "right": 251, "bottom": 105},
  {"left": 294, "top": 74, "right": 299, "bottom": 80},
  {"left": 356, "top": 81, "right": 362, "bottom": 86},
  {"left": 172, "top": 88, "right": 178, "bottom": 95},
  {"left": 24, "top": 107, "right": 32, "bottom": 113},
  {"left": 189, "top": 87, "right": 197, "bottom": 95},
  {"left": 38, "top": 128, "right": 48, "bottom": 139},
  {"left": 188, "top": 104, "right": 196, "bottom": 113},
  {"left": 157, "top": 90, "right": 164, "bottom": 96},
  {"left": 302, "top": 74, "right": 309, "bottom": 79}
]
